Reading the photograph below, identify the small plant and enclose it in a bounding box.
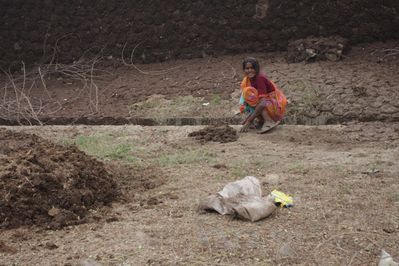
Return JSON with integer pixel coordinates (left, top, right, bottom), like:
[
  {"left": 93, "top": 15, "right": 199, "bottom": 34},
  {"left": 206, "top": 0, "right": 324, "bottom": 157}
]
[
  {"left": 338, "top": 183, "right": 352, "bottom": 195},
  {"left": 287, "top": 80, "right": 318, "bottom": 115},
  {"left": 210, "top": 94, "right": 222, "bottom": 105},
  {"left": 389, "top": 191, "right": 399, "bottom": 203}
]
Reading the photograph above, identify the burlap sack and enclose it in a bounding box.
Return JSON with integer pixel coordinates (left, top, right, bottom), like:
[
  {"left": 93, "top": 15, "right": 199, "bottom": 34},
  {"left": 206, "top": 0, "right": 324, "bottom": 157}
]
[
  {"left": 217, "top": 176, "right": 262, "bottom": 198},
  {"left": 231, "top": 194, "right": 276, "bottom": 222},
  {"left": 199, "top": 176, "right": 276, "bottom": 222}
]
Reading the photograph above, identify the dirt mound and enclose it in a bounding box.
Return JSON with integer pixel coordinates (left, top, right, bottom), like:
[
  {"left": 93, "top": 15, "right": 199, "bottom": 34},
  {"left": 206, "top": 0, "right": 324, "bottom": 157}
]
[
  {"left": 0, "top": 129, "right": 119, "bottom": 229},
  {"left": 188, "top": 125, "right": 238, "bottom": 143},
  {"left": 287, "top": 36, "right": 348, "bottom": 63}
]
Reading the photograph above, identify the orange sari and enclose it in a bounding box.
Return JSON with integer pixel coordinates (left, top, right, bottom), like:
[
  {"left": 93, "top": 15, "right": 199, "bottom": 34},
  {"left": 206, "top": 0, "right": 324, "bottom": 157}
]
[{"left": 240, "top": 76, "right": 287, "bottom": 122}]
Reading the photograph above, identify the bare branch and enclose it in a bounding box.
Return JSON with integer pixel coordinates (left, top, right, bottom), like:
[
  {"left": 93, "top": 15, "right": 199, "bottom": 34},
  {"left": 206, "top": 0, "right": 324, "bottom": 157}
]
[{"left": 122, "top": 41, "right": 189, "bottom": 76}]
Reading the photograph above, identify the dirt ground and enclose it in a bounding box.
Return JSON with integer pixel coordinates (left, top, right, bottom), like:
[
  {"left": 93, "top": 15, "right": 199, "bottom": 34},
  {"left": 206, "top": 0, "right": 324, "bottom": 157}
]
[
  {"left": 0, "top": 40, "right": 399, "bottom": 265},
  {"left": 1, "top": 41, "right": 399, "bottom": 125},
  {"left": 0, "top": 123, "right": 398, "bottom": 265}
]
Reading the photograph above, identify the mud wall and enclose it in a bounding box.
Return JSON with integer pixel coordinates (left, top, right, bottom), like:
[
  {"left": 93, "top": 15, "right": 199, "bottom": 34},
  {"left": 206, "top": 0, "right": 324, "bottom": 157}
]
[{"left": 1, "top": 0, "right": 398, "bottom": 68}]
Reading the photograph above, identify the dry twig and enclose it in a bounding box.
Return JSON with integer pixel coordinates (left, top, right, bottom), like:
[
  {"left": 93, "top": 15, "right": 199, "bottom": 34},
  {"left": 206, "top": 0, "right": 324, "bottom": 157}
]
[
  {"left": 0, "top": 33, "right": 116, "bottom": 123},
  {"left": 122, "top": 41, "right": 188, "bottom": 75},
  {"left": 1, "top": 63, "right": 43, "bottom": 125}
]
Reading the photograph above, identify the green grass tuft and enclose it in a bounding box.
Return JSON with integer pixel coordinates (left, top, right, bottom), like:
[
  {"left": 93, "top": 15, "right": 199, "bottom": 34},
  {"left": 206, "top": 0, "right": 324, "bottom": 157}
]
[
  {"left": 154, "top": 149, "right": 217, "bottom": 167},
  {"left": 66, "top": 134, "right": 139, "bottom": 162}
]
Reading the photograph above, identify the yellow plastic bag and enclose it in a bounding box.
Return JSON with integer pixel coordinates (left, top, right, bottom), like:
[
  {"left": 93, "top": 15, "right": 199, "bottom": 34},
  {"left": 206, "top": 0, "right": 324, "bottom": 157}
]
[{"left": 271, "top": 190, "right": 293, "bottom": 208}]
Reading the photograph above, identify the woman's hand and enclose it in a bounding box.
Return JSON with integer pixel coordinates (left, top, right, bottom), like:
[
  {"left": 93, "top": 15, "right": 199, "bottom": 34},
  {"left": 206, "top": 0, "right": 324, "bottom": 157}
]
[
  {"left": 240, "top": 115, "right": 251, "bottom": 132},
  {"left": 240, "top": 122, "right": 251, "bottom": 133}
]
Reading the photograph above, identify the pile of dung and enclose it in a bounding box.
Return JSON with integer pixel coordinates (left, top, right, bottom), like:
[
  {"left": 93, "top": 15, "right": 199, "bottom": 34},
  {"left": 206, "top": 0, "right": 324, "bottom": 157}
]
[
  {"left": 287, "top": 36, "right": 348, "bottom": 63},
  {"left": 188, "top": 125, "right": 238, "bottom": 143},
  {"left": 0, "top": 129, "right": 119, "bottom": 229}
]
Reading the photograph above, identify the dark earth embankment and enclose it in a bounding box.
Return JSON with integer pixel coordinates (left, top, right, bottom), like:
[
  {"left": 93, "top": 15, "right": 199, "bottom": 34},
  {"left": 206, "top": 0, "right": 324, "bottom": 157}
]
[{"left": 1, "top": 0, "right": 398, "bottom": 68}]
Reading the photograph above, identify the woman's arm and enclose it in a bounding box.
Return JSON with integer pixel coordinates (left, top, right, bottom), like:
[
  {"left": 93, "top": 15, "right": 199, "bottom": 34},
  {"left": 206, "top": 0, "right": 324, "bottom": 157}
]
[{"left": 240, "top": 98, "right": 267, "bottom": 132}]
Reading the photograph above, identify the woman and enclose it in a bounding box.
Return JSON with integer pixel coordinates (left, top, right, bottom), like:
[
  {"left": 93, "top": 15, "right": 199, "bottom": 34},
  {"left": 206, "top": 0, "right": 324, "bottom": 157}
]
[{"left": 239, "top": 57, "right": 287, "bottom": 133}]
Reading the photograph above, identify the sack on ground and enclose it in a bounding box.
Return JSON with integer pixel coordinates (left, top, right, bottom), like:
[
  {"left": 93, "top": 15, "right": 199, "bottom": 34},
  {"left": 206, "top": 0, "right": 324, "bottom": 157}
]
[
  {"left": 217, "top": 176, "right": 262, "bottom": 198},
  {"left": 231, "top": 194, "right": 276, "bottom": 222},
  {"left": 199, "top": 176, "right": 276, "bottom": 222}
]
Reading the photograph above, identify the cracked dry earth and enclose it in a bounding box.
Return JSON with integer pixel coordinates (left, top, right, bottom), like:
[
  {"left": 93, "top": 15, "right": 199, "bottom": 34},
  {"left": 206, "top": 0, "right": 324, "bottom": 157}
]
[{"left": 1, "top": 41, "right": 398, "bottom": 125}]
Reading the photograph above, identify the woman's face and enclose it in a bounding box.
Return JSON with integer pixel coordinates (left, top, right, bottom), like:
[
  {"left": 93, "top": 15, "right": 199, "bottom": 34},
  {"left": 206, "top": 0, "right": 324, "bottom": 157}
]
[{"left": 244, "top": 62, "right": 256, "bottom": 78}]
